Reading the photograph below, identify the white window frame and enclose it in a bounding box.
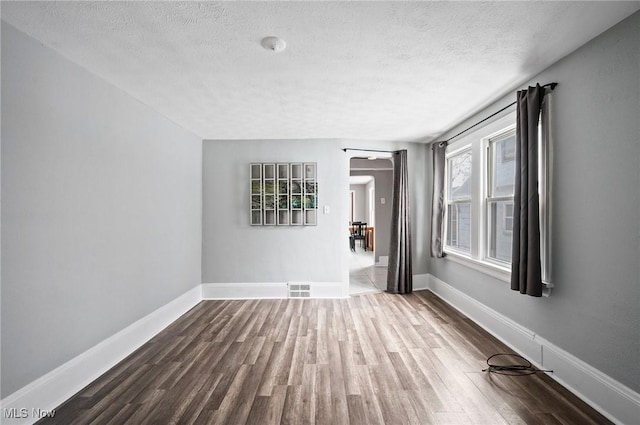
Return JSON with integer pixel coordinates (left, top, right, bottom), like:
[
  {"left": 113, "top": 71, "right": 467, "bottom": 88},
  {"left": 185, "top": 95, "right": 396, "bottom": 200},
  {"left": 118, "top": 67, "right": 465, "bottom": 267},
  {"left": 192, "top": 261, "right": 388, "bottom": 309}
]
[
  {"left": 442, "top": 107, "right": 553, "bottom": 291},
  {"left": 503, "top": 203, "right": 514, "bottom": 232},
  {"left": 444, "top": 146, "right": 473, "bottom": 257},
  {"left": 483, "top": 125, "right": 516, "bottom": 269},
  {"left": 539, "top": 95, "right": 553, "bottom": 288}
]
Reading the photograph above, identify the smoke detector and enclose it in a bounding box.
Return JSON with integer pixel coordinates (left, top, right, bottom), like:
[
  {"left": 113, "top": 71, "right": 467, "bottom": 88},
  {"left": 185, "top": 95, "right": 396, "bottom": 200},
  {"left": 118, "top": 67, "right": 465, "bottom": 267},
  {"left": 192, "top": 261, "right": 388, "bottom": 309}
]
[{"left": 261, "top": 36, "right": 286, "bottom": 53}]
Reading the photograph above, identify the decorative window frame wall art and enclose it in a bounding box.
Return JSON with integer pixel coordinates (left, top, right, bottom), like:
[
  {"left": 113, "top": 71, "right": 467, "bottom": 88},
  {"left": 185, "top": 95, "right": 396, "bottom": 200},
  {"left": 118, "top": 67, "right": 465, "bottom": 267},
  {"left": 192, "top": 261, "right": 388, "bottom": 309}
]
[{"left": 250, "top": 163, "right": 317, "bottom": 226}]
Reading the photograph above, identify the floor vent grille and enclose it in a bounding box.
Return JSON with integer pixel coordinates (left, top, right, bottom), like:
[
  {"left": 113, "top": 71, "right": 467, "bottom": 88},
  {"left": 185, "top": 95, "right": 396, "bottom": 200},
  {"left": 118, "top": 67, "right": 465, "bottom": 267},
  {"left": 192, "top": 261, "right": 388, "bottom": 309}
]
[{"left": 288, "top": 283, "right": 311, "bottom": 298}]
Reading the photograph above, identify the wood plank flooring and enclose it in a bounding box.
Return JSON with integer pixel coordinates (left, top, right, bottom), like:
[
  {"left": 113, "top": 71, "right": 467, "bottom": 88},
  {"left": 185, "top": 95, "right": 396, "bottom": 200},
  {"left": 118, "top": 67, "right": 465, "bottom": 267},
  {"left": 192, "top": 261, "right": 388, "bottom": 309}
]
[{"left": 38, "top": 291, "right": 612, "bottom": 424}]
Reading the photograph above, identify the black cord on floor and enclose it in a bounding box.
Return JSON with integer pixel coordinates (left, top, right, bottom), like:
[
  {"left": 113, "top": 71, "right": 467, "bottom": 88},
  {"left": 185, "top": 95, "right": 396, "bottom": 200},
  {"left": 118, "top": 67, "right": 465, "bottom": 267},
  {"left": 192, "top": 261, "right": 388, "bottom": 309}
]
[{"left": 482, "top": 353, "right": 553, "bottom": 376}]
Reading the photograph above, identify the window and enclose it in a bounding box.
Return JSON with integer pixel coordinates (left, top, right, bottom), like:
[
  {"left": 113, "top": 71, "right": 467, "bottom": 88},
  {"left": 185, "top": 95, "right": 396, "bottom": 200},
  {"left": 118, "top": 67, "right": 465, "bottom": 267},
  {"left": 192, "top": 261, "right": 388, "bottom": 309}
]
[
  {"left": 486, "top": 129, "right": 516, "bottom": 264},
  {"left": 503, "top": 203, "right": 514, "bottom": 232},
  {"left": 444, "top": 122, "right": 517, "bottom": 279},
  {"left": 442, "top": 110, "right": 551, "bottom": 286},
  {"left": 445, "top": 149, "right": 472, "bottom": 253}
]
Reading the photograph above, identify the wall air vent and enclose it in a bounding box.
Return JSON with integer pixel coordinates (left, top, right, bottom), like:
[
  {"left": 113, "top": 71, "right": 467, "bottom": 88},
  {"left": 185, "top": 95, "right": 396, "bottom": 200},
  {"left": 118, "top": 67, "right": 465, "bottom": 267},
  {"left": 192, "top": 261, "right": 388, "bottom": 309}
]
[{"left": 288, "top": 283, "right": 311, "bottom": 298}]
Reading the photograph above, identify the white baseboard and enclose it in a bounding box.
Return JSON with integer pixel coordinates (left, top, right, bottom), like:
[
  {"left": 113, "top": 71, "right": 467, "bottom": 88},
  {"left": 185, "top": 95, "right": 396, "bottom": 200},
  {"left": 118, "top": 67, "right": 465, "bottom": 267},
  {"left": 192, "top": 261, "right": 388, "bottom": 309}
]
[
  {"left": 202, "top": 282, "right": 287, "bottom": 299},
  {"left": 375, "top": 255, "right": 389, "bottom": 267},
  {"left": 413, "top": 273, "right": 429, "bottom": 291},
  {"left": 426, "top": 274, "right": 640, "bottom": 425},
  {"left": 307, "top": 282, "right": 347, "bottom": 298},
  {"left": 202, "top": 282, "right": 346, "bottom": 300},
  {"left": 0, "top": 285, "right": 202, "bottom": 425}
]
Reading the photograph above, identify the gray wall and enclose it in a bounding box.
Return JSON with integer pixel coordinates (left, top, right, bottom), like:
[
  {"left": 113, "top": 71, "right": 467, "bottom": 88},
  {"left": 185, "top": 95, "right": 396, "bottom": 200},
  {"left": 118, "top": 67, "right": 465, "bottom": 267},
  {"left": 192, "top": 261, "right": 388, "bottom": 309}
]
[
  {"left": 349, "top": 184, "right": 367, "bottom": 223},
  {"left": 202, "top": 139, "right": 347, "bottom": 284},
  {"left": 1, "top": 23, "right": 203, "bottom": 397},
  {"left": 428, "top": 11, "right": 639, "bottom": 391},
  {"left": 202, "top": 140, "right": 430, "bottom": 285}
]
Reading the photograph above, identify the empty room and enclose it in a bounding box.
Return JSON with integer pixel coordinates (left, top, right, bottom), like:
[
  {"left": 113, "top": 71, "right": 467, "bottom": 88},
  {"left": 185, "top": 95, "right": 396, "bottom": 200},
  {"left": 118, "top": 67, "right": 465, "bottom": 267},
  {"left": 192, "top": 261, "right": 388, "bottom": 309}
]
[{"left": 1, "top": 2, "right": 639, "bottom": 424}]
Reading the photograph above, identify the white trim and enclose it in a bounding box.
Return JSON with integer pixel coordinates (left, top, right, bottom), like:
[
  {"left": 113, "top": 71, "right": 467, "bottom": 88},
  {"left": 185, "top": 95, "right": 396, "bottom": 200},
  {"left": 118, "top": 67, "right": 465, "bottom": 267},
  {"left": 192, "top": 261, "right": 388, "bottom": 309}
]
[
  {"left": 346, "top": 149, "right": 394, "bottom": 160},
  {"left": 539, "top": 91, "right": 554, "bottom": 286},
  {"left": 482, "top": 125, "right": 516, "bottom": 266},
  {"left": 349, "top": 190, "right": 356, "bottom": 223},
  {"left": 202, "top": 282, "right": 287, "bottom": 299},
  {"left": 307, "top": 282, "right": 346, "bottom": 299},
  {"left": 412, "top": 274, "right": 429, "bottom": 291},
  {"left": 349, "top": 167, "right": 394, "bottom": 171},
  {"left": 201, "top": 282, "right": 346, "bottom": 300},
  {"left": 445, "top": 142, "right": 472, "bottom": 158},
  {"left": 0, "top": 285, "right": 202, "bottom": 425},
  {"left": 444, "top": 250, "right": 511, "bottom": 282},
  {"left": 443, "top": 250, "right": 553, "bottom": 296},
  {"left": 426, "top": 274, "right": 640, "bottom": 425}
]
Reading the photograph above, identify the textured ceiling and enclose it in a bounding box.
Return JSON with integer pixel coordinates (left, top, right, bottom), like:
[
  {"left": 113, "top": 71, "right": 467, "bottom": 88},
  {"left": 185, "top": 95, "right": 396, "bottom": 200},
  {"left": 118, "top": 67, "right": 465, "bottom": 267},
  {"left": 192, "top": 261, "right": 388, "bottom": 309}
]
[{"left": 2, "top": 1, "right": 639, "bottom": 142}]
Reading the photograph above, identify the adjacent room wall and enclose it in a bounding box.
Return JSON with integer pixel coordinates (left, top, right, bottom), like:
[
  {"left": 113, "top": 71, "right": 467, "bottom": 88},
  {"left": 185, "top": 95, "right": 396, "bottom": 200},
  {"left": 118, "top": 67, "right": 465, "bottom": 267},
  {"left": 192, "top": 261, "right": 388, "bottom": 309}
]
[
  {"left": 349, "top": 184, "right": 367, "bottom": 222},
  {"left": 365, "top": 179, "right": 375, "bottom": 226},
  {"left": 428, "top": 11, "right": 639, "bottom": 393},
  {"left": 1, "top": 23, "right": 203, "bottom": 397}
]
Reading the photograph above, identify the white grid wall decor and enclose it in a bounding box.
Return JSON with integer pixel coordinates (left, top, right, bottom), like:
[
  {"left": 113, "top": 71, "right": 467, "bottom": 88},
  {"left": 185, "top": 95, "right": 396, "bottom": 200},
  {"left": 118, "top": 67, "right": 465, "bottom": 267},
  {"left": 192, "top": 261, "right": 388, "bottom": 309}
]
[{"left": 250, "top": 163, "right": 317, "bottom": 226}]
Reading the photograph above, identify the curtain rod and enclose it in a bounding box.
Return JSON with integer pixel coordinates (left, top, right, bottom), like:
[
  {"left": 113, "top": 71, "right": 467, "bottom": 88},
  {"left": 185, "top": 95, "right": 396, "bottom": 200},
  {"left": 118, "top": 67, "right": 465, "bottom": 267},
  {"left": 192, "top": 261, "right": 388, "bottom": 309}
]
[
  {"left": 435, "top": 82, "right": 557, "bottom": 146},
  {"left": 341, "top": 148, "right": 396, "bottom": 153}
]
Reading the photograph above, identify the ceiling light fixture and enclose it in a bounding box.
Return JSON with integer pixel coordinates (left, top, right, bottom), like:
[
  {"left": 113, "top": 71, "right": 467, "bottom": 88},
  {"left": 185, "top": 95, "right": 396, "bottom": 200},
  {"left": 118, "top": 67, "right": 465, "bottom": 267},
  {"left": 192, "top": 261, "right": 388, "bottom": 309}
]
[{"left": 261, "top": 36, "right": 286, "bottom": 53}]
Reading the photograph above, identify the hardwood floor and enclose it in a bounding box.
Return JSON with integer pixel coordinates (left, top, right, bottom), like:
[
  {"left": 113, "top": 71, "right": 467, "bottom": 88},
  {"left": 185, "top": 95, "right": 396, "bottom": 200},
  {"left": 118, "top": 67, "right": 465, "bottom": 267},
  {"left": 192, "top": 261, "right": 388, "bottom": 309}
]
[{"left": 39, "top": 291, "right": 611, "bottom": 425}]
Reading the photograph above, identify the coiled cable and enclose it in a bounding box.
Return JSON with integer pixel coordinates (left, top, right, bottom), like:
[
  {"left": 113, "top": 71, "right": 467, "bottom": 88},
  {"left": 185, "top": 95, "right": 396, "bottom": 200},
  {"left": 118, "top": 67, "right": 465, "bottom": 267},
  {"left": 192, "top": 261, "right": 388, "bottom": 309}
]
[{"left": 482, "top": 353, "right": 553, "bottom": 376}]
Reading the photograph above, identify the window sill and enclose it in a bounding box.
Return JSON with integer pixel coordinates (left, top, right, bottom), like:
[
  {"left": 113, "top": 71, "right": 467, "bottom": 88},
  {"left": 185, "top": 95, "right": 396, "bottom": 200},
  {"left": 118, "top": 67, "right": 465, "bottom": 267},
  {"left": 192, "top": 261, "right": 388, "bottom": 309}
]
[
  {"left": 442, "top": 250, "right": 511, "bottom": 283},
  {"left": 441, "top": 251, "right": 554, "bottom": 296}
]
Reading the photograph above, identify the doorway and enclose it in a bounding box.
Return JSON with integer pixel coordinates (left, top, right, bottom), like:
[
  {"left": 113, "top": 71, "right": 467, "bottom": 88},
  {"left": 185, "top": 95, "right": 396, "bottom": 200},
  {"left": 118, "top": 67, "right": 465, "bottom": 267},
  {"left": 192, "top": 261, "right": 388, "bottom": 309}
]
[
  {"left": 348, "top": 156, "right": 393, "bottom": 295},
  {"left": 349, "top": 175, "right": 378, "bottom": 294}
]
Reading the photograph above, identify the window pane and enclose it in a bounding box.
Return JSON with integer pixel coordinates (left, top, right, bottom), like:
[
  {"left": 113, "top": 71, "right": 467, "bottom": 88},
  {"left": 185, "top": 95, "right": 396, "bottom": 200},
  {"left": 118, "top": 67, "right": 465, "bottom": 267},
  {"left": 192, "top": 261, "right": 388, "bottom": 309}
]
[
  {"left": 488, "top": 200, "right": 513, "bottom": 262},
  {"left": 447, "top": 203, "right": 471, "bottom": 252},
  {"left": 492, "top": 134, "right": 516, "bottom": 197},
  {"left": 448, "top": 151, "right": 472, "bottom": 200}
]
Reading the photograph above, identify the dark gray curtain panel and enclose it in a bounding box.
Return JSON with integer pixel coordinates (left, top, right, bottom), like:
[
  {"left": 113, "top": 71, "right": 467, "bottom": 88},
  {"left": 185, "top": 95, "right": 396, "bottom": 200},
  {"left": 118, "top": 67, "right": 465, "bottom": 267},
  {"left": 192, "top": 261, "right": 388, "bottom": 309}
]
[
  {"left": 387, "top": 150, "right": 413, "bottom": 294},
  {"left": 511, "top": 84, "right": 545, "bottom": 297},
  {"left": 430, "top": 142, "right": 447, "bottom": 258}
]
